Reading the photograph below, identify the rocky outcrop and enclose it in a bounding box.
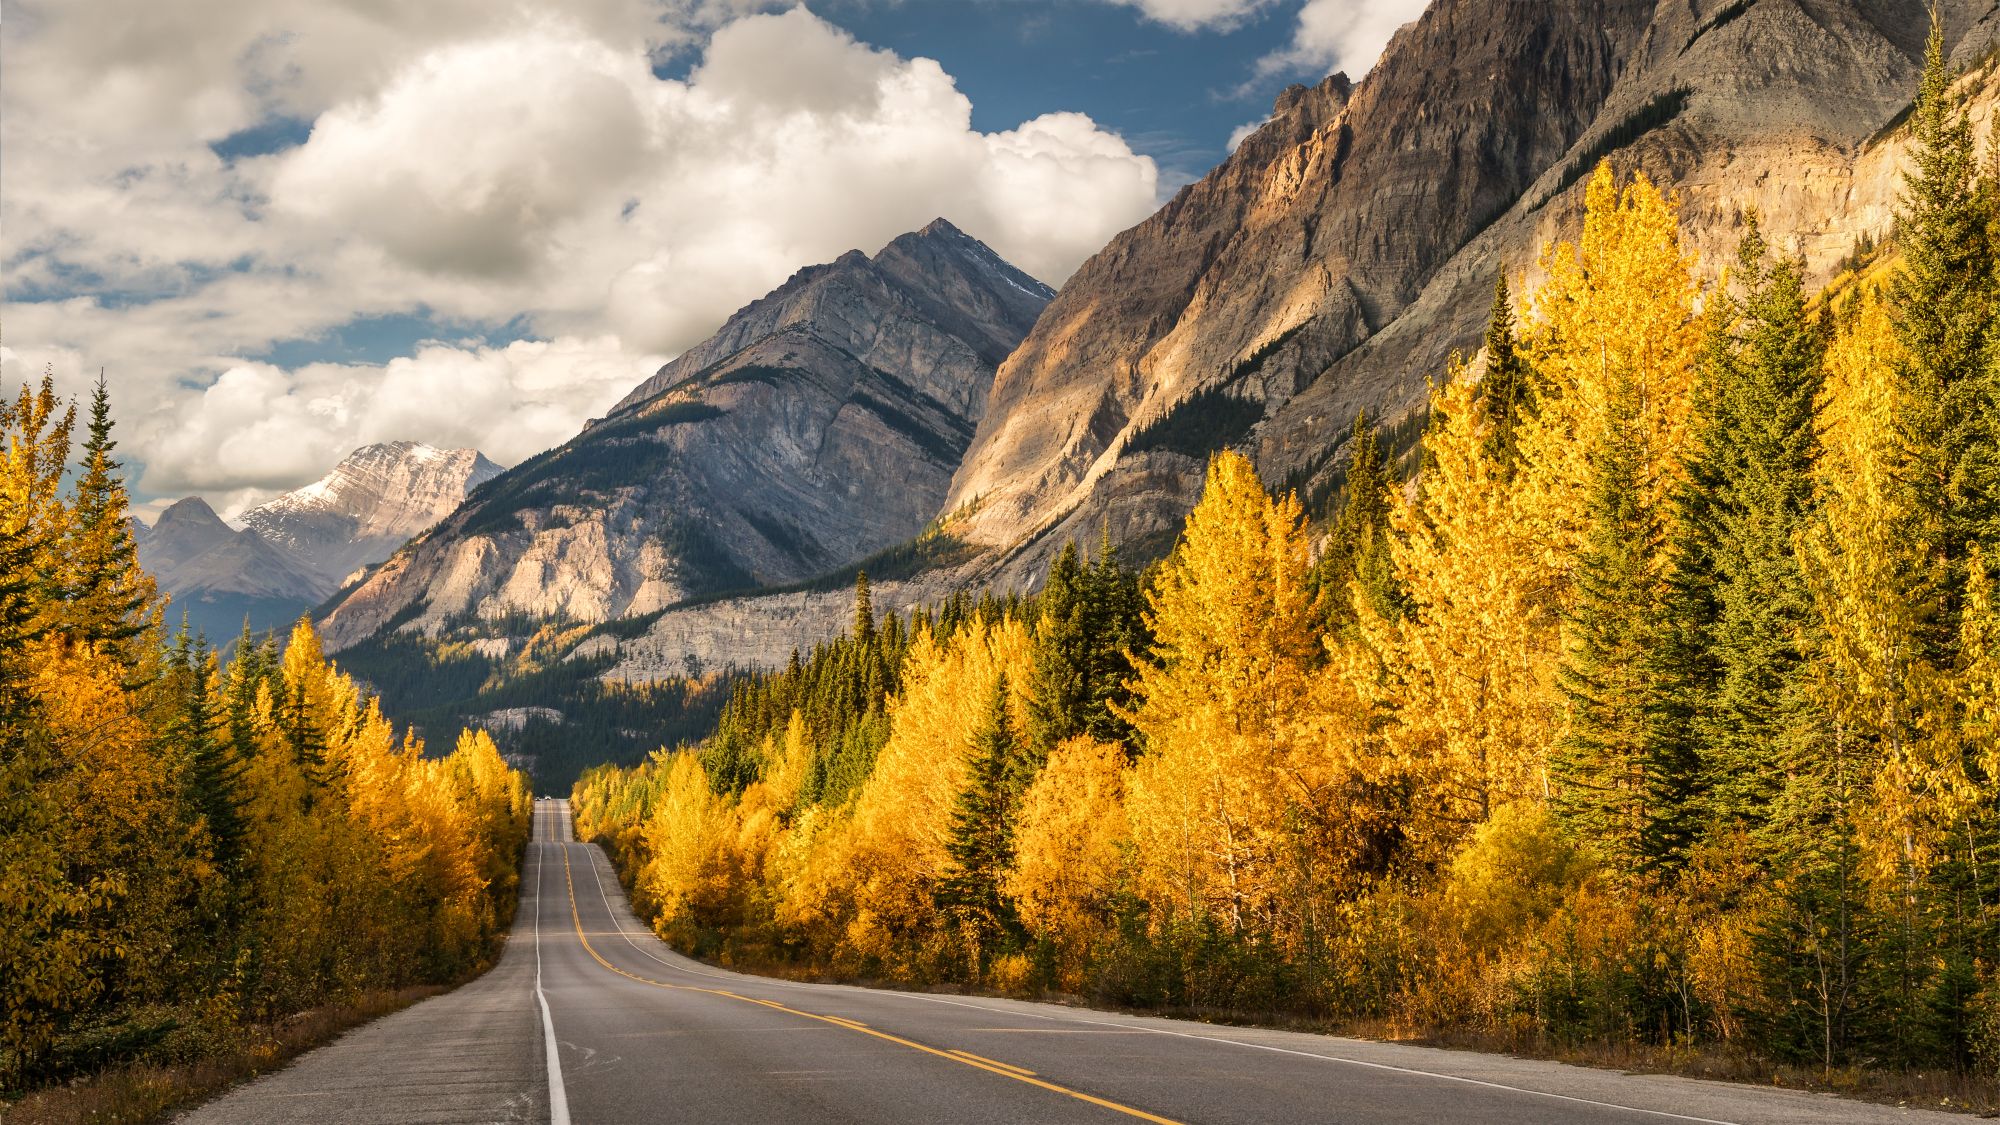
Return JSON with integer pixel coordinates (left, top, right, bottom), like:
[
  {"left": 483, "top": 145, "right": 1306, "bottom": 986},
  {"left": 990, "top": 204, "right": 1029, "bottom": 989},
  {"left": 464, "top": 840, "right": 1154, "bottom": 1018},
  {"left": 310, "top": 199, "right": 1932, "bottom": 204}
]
[
  {"left": 243, "top": 442, "right": 502, "bottom": 589},
  {"left": 319, "top": 220, "right": 1053, "bottom": 650}
]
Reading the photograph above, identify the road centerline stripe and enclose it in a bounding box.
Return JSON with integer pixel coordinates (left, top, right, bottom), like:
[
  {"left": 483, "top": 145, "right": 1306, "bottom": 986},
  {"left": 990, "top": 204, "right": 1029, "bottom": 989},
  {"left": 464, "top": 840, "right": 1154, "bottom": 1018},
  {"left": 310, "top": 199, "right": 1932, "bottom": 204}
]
[
  {"left": 950, "top": 1049, "right": 1035, "bottom": 1076},
  {"left": 558, "top": 840, "right": 1179, "bottom": 1125}
]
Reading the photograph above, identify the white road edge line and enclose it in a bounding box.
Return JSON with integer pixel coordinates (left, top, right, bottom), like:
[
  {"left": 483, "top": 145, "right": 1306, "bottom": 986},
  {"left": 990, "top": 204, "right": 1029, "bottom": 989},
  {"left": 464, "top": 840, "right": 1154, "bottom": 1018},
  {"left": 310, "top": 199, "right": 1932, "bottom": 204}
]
[
  {"left": 535, "top": 815, "right": 572, "bottom": 1125},
  {"left": 571, "top": 830, "right": 1740, "bottom": 1125}
]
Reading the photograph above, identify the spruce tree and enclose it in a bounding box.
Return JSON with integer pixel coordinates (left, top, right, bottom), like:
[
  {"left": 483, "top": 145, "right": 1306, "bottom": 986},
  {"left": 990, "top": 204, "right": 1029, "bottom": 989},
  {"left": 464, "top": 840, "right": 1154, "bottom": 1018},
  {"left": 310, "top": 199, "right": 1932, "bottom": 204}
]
[
  {"left": 937, "top": 674, "right": 1021, "bottom": 957},
  {"left": 1081, "top": 534, "right": 1145, "bottom": 747},
  {"left": 853, "top": 570, "right": 875, "bottom": 643},
  {"left": 1888, "top": 17, "right": 2000, "bottom": 663},
  {"left": 63, "top": 375, "right": 155, "bottom": 670},
  {"left": 1024, "top": 543, "right": 1090, "bottom": 759},
  {"left": 1479, "top": 273, "right": 1531, "bottom": 472},
  {"left": 1554, "top": 375, "right": 1696, "bottom": 875},
  {"left": 166, "top": 626, "right": 247, "bottom": 872},
  {"left": 1703, "top": 231, "right": 1828, "bottom": 839},
  {"left": 1315, "top": 413, "right": 1398, "bottom": 632}
]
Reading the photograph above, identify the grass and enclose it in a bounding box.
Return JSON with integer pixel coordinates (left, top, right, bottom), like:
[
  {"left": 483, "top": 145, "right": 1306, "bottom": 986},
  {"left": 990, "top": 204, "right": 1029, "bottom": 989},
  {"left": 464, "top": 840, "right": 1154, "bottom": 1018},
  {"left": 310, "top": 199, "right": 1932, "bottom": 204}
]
[{"left": 1, "top": 987, "right": 444, "bottom": 1125}]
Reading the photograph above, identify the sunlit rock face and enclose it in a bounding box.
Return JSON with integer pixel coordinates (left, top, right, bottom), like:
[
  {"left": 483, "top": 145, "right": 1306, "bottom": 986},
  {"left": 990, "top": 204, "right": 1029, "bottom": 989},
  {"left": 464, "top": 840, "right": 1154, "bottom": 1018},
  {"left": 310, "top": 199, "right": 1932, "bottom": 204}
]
[{"left": 243, "top": 442, "right": 503, "bottom": 590}]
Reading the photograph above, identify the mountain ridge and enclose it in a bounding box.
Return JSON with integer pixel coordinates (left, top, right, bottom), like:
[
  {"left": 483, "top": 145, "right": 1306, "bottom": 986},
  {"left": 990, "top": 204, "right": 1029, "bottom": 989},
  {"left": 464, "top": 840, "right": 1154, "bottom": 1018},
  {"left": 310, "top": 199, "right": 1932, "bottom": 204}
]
[{"left": 318, "top": 219, "right": 1053, "bottom": 650}]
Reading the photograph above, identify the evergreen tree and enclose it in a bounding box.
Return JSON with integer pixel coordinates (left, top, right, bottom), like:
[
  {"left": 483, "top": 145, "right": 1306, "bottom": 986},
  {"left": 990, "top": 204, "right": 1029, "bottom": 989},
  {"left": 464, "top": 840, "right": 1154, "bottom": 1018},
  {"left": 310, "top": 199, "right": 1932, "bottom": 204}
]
[
  {"left": 1553, "top": 374, "right": 1695, "bottom": 874},
  {"left": 1479, "top": 273, "right": 1531, "bottom": 472},
  {"left": 1024, "top": 535, "right": 1146, "bottom": 762},
  {"left": 853, "top": 570, "right": 875, "bottom": 643},
  {"left": 1889, "top": 17, "right": 2000, "bottom": 664},
  {"left": 1701, "top": 231, "right": 1829, "bottom": 840},
  {"left": 936, "top": 674, "right": 1021, "bottom": 956},
  {"left": 1315, "top": 413, "right": 1398, "bottom": 632},
  {"left": 1024, "top": 542, "right": 1089, "bottom": 760},
  {"left": 1081, "top": 533, "right": 1146, "bottom": 747},
  {"left": 166, "top": 626, "right": 247, "bottom": 872},
  {"left": 63, "top": 375, "right": 157, "bottom": 671}
]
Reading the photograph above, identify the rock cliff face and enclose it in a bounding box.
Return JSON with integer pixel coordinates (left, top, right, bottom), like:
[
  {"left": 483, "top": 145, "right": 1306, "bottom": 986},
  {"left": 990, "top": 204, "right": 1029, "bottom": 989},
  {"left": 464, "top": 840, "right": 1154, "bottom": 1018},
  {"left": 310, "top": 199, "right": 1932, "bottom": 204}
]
[
  {"left": 942, "top": 0, "right": 1995, "bottom": 583},
  {"left": 593, "top": 0, "right": 1999, "bottom": 680},
  {"left": 242, "top": 442, "right": 502, "bottom": 589},
  {"left": 319, "top": 220, "right": 1052, "bottom": 650}
]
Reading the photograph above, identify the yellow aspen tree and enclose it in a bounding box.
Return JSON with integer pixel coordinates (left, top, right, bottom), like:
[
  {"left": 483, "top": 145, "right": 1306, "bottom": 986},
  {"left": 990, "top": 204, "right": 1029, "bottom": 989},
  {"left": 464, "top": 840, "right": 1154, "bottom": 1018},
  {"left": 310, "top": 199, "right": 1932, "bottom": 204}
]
[
  {"left": 1800, "top": 296, "right": 1951, "bottom": 885},
  {"left": 1003, "top": 735, "right": 1130, "bottom": 985},
  {"left": 1123, "top": 450, "right": 1320, "bottom": 934},
  {"left": 1355, "top": 371, "right": 1559, "bottom": 862},
  {"left": 1514, "top": 163, "right": 1703, "bottom": 580},
  {"left": 640, "top": 752, "right": 745, "bottom": 929}
]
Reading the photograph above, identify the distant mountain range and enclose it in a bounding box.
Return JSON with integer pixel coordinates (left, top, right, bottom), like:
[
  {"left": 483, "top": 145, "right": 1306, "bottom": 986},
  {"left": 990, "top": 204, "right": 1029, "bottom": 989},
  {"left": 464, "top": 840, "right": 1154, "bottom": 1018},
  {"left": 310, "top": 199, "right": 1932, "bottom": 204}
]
[
  {"left": 138, "top": 442, "right": 501, "bottom": 642},
  {"left": 318, "top": 218, "right": 1052, "bottom": 649}
]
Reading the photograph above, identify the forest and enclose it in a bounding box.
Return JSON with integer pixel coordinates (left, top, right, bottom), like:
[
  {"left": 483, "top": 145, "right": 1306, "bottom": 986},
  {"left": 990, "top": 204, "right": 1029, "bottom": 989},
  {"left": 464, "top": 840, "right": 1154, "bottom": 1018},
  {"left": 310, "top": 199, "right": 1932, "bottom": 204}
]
[
  {"left": 0, "top": 378, "right": 533, "bottom": 1105},
  {"left": 572, "top": 32, "right": 2000, "bottom": 1080}
]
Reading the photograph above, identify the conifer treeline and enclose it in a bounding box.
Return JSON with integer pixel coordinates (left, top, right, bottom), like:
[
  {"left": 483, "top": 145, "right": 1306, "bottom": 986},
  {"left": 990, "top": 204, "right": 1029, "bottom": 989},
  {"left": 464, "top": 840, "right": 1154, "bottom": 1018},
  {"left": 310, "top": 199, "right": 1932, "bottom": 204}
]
[
  {"left": 0, "top": 382, "right": 532, "bottom": 1089},
  {"left": 575, "top": 35, "right": 1998, "bottom": 1074}
]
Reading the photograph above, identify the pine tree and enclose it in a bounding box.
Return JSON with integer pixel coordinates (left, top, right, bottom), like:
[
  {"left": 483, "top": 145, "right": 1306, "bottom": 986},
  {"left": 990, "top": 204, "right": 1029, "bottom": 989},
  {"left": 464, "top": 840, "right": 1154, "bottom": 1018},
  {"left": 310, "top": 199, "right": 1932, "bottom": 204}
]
[
  {"left": 1553, "top": 370, "right": 1695, "bottom": 875},
  {"left": 1889, "top": 16, "right": 2000, "bottom": 664},
  {"left": 1315, "top": 413, "right": 1398, "bottom": 632},
  {"left": 1081, "top": 531, "right": 1145, "bottom": 747},
  {"left": 166, "top": 625, "right": 247, "bottom": 872},
  {"left": 1479, "top": 273, "right": 1531, "bottom": 472},
  {"left": 1701, "top": 230, "right": 1828, "bottom": 840},
  {"left": 62, "top": 375, "right": 157, "bottom": 670},
  {"left": 1024, "top": 543, "right": 1089, "bottom": 759},
  {"left": 936, "top": 674, "right": 1022, "bottom": 959},
  {"left": 853, "top": 570, "right": 875, "bottom": 643},
  {"left": 1024, "top": 536, "right": 1146, "bottom": 762}
]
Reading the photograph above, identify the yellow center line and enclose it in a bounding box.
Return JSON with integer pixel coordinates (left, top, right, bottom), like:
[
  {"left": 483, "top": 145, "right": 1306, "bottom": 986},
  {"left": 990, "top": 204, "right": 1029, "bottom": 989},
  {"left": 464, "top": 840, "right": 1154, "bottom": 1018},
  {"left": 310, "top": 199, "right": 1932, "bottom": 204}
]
[
  {"left": 557, "top": 845, "right": 1181, "bottom": 1125},
  {"left": 949, "top": 1049, "right": 1036, "bottom": 1076}
]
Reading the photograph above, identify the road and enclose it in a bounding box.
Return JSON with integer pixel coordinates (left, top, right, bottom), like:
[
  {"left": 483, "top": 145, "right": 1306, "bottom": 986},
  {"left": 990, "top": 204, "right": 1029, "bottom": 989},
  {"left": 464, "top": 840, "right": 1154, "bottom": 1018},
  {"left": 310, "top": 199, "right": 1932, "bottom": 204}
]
[{"left": 183, "top": 799, "right": 1965, "bottom": 1124}]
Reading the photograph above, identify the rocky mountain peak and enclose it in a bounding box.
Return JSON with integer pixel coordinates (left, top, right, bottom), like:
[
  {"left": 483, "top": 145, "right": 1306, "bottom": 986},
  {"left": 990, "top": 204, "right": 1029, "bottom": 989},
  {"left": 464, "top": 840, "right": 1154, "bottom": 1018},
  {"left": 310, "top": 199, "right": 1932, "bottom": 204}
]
[
  {"left": 241, "top": 441, "right": 502, "bottom": 589},
  {"left": 156, "top": 495, "right": 229, "bottom": 534},
  {"left": 318, "top": 223, "right": 1054, "bottom": 650}
]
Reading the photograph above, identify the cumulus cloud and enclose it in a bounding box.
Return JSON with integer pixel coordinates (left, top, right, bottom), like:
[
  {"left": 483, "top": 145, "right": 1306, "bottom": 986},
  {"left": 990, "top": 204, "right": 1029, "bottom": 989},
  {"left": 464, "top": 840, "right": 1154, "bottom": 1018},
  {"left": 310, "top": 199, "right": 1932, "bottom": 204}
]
[
  {"left": 1105, "top": 0, "right": 1274, "bottom": 31},
  {"left": 4, "top": 4, "right": 1159, "bottom": 505},
  {"left": 1228, "top": 119, "right": 1270, "bottom": 150},
  {"left": 140, "top": 337, "right": 660, "bottom": 518},
  {"left": 1256, "top": 0, "right": 1427, "bottom": 82},
  {"left": 271, "top": 10, "right": 1157, "bottom": 350}
]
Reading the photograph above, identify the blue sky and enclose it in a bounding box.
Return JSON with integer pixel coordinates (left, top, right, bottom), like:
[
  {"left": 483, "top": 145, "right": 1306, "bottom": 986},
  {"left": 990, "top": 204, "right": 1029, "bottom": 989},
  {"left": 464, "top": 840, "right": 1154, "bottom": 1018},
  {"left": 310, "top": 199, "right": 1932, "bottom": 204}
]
[
  {"left": 726, "top": 1, "right": 1303, "bottom": 182},
  {"left": 1, "top": 0, "right": 1422, "bottom": 516}
]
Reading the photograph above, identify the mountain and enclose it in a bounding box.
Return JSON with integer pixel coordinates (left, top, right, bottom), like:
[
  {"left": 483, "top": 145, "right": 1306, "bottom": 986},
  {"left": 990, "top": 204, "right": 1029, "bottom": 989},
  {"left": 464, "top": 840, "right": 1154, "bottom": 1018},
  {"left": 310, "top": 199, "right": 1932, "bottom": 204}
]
[
  {"left": 241, "top": 442, "right": 503, "bottom": 589},
  {"left": 584, "top": 0, "right": 1997, "bottom": 682},
  {"left": 139, "top": 497, "right": 328, "bottom": 642},
  {"left": 943, "top": 0, "right": 1984, "bottom": 580},
  {"left": 318, "top": 219, "right": 1054, "bottom": 650}
]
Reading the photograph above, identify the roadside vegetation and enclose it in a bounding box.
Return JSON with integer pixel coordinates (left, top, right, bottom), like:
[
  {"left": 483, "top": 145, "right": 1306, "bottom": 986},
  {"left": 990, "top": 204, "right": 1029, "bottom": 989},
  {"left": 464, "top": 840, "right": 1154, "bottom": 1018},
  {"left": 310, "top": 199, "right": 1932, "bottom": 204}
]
[
  {"left": 0, "top": 381, "right": 533, "bottom": 1118},
  {"left": 573, "top": 27, "right": 2000, "bottom": 1107}
]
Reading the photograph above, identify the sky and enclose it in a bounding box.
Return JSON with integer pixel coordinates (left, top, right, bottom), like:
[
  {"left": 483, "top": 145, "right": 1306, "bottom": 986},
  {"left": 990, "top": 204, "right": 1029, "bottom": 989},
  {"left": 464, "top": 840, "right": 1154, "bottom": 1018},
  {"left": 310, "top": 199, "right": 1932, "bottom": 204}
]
[{"left": 1, "top": 0, "right": 1427, "bottom": 520}]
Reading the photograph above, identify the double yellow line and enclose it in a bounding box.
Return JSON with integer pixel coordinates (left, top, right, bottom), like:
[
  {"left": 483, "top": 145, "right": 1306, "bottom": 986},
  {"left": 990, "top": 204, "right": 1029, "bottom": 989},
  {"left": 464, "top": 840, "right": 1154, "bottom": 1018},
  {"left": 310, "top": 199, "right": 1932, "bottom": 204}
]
[{"left": 557, "top": 846, "right": 1181, "bottom": 1125}]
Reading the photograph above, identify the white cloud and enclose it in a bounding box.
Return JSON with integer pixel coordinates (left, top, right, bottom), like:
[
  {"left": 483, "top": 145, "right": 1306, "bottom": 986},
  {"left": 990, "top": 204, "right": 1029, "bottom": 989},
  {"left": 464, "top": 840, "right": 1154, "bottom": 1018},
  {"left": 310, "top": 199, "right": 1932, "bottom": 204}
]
[
  {"left": 3, "top": 5, "right": 1159, "bottom": 506},
  {"left": 1105, "top": 0, "right": 1274, "bottom": 31},
  {"left": 1228, "top": 118, "right": 1270, "bottom": 150},
  {"left": 1256, "top": 0, "right": 1428, "bottom": 82},
  {"left": 137, "top": 337, "right": 659, "bottom": 518}
]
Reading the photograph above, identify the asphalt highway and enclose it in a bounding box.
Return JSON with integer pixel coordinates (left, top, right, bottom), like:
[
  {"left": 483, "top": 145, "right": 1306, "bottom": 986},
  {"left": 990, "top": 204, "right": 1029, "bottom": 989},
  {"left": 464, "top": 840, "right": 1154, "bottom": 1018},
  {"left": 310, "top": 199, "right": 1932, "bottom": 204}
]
[{"left": 182, "top": 799, "right": 1965, "bottom": 1124}]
